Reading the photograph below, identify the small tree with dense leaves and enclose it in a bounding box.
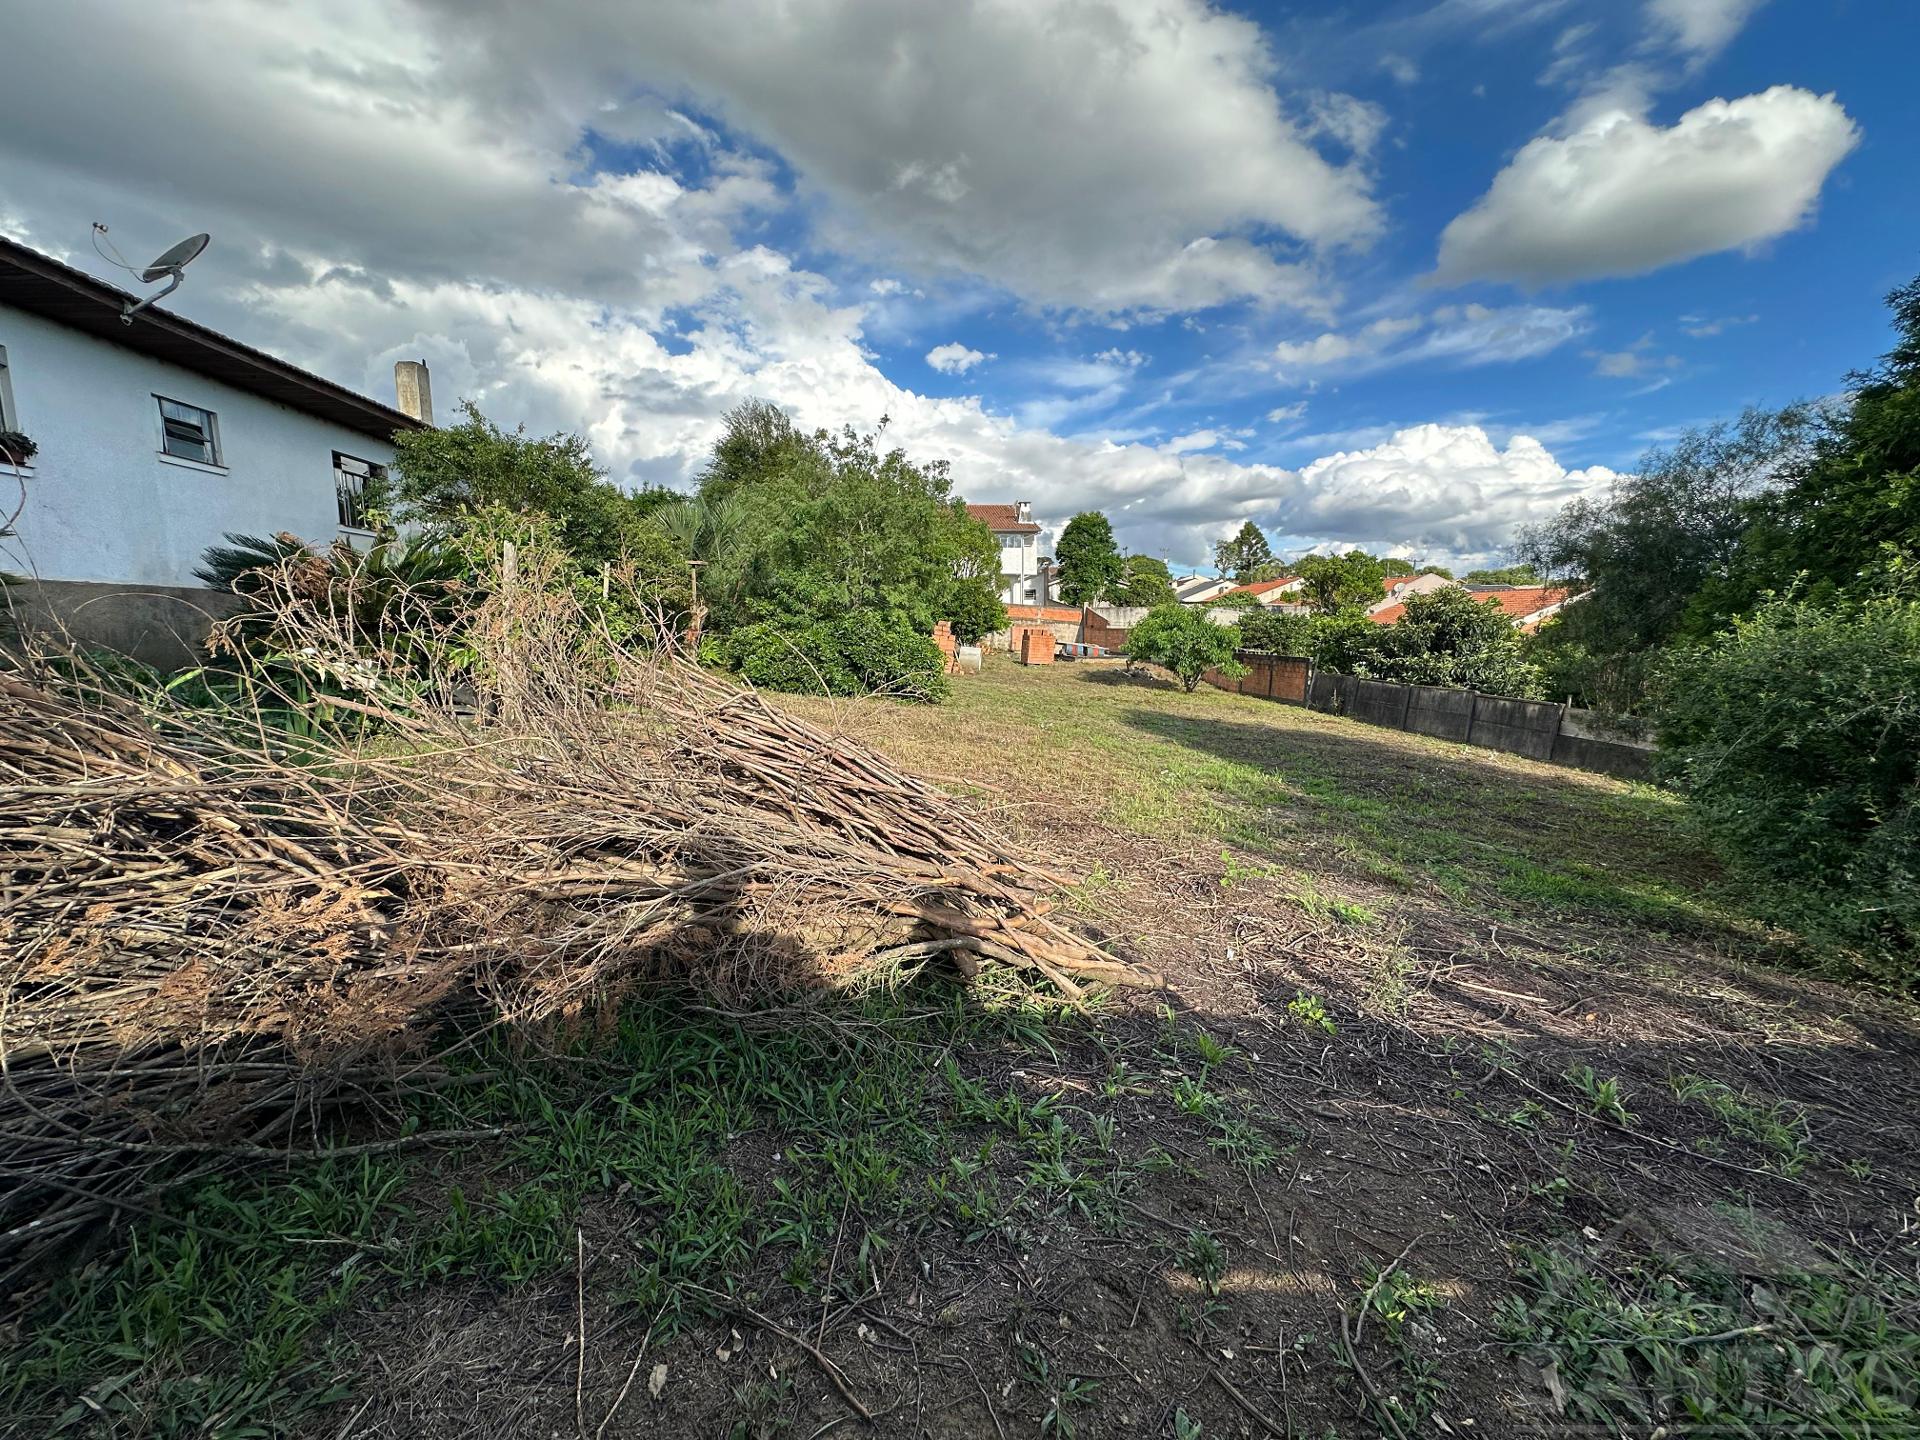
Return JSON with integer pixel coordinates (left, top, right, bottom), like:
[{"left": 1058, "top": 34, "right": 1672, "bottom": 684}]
[{"left": 1125, "top": 604, "right": 1245, "bottom": 691}]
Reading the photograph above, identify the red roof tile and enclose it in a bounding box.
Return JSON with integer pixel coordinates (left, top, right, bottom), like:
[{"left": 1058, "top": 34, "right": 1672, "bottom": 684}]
[
  {"left": 966, "top": 503, "right": 1041, "bottom": 534},
  {"left": 1223, "top": 575, "right": 1299, "bottom": 598},
  {"left": 1369, "top": 586, "right": 1573, "bottom": 628}
]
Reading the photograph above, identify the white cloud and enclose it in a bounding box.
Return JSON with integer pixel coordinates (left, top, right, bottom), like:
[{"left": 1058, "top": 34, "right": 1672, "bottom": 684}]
[
  {"left": 1436, "top": 86, "right": 1859, "bottom": 286},
  {"left": 1678, "top": 311, "right": 1758, "bottom": 338},
  {"left": 1380, "top": 54, "right": 1421, "bottom": 85},
  {"left": 1266, "top": 401, "right": 1309, "bottom": 425},
  {"left": 1587, "top": 332, "right": 1680, "bottom": 378},
  {"left": 1272, "top": 304, "right": 1585, "bottom": 378},
  {"left": 399, "top": 0, "right": 1382, "bottom": 318},
  {"left": 868, "top": 278, "right": 908, "bottom": 296},
  {"left": 0, "top": 0, "right": 1618, "bottom": 576},
  {"left": 1094, "top": 348, "right": 1150, "bottom": 369},
  {"left": 1645, "top": 0, "right": 1766, "bottom": 63},
  {"left": 1268, "top": 423, "right": 1618, "bottom": 558},
  {"left": 925, "top": 342, "right": 992, "bottom": 374}
]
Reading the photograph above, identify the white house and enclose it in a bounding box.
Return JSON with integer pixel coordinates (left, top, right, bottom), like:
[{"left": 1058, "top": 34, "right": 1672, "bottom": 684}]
[
  {"left": 0, "top": 234, "right": 429, "bottom": 662},
  {"left": 1174, "top": 574, "right": 1236, "bottom": 605},
  {"left": 965, "top": 500, "right": 1044, "bottom": 605}
]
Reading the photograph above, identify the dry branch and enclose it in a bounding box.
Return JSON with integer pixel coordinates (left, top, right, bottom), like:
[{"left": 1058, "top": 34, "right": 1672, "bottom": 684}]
[{"left": 1, "top": 557, "right": 1154, "bottom": 1287}]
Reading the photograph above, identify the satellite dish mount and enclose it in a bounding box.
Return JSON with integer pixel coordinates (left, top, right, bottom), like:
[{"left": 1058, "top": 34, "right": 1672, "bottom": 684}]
[{"left": 117, "top": 232, "right": 211, "bottom": 324}]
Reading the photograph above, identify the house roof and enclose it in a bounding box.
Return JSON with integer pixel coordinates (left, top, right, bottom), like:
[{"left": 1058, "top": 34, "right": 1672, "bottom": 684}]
[
  {"left": 965, "top": 502, "right": 1041, "bottom": 534},
  {"left": 1224, "top": 575, "right": 1299, "bottom": 598},
  {"left": 0, "top": 234, "right": 423, "bottom": 443},
  {"left": 1370, "top": 585, "right": 1573, "bottom": 628}
]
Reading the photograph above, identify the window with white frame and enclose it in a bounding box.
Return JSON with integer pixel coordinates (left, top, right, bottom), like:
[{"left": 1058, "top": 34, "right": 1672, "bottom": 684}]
[
  {"left": 332, "top": 451, "right": 385, "bottom": 531},
  {"left": 157, "top": 396, "right": 221, "bottom": 465}
]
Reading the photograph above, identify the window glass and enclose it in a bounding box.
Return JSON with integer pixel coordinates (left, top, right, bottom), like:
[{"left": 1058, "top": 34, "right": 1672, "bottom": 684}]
[
  {"left": 333, "top": 451, "right": 385, "bottom": 530},
  {"left": 157, "top": 397, "right": 219, "bottom": 465}
]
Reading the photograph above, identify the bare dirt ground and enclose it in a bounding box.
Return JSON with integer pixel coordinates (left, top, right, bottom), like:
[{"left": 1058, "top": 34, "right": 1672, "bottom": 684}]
[{"left": 10, "top": 658, "right": 1919, "bottom": 1439}]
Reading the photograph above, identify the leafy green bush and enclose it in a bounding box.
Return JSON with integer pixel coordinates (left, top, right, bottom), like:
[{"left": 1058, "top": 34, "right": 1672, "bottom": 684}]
[
  {"left": 1125, "top": 605, "right": 1244, "bottom": 692},
  {"left": 1238, "top": 589, "right": 1543, "bottom": 698},
  {"left": 1655, "top": 598, "right": 1919, "bottom": 974},
  {"left": 720, "top": 613, "right": 949, "bottom": 702}
]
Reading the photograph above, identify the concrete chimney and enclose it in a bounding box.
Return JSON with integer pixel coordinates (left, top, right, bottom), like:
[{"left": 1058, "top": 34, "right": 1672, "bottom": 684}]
[{"left": 394, "top": 359, "right": 434, "bottom": 426}]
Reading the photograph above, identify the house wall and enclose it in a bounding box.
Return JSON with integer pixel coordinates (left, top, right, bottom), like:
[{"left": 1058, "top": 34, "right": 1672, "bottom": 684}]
[
  {"left": 994, "top": 530, "right": 1039, "bottom": 604},
  {"left": 0, "top": 303, "right": 398, "bottom": 592}
]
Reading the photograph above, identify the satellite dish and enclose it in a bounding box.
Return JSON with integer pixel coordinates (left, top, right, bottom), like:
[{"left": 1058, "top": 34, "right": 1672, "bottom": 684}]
[
  {"left": 120, "top": 232, "right": 211, "bottom": 324},
  {"left": 140, "top": 233, "right": 210, "bottom": 284}
]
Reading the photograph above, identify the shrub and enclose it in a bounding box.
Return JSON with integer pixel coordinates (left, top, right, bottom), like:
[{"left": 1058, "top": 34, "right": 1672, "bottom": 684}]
[
  {"left": 830, "top": 611, "right": 950, "bottom": 701},
  {"left": 720, "top": 613, "right": 949, "bottom": 702},
  {"left": 1125, "top": 605, "right": 1244, "bottom": 691},
  {"left": 1654, "top": 598, "right": 1920, "bottom": 975}
]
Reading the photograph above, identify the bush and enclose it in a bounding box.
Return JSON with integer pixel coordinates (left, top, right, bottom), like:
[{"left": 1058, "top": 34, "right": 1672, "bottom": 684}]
[
  {"left": 1125, "top": 605, "right": 1244, "bottom": 691},
  {"left": 720, "top": 613, "right": 949, "bottom": 702},
  {"left": 1654, "top": 598, "right": 1920, "bottom": 975}
]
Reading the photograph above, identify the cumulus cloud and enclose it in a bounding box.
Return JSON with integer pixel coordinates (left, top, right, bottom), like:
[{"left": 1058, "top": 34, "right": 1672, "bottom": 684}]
[
  {"left": 1435, "top": 86, "right": 1859, "bottom": 286},
  {"left": 1266, "top": 424, "right": 1618, "bottom": 558},
  {"left": 925, "top": 342, "right": 992, "bottom": 374},
  {"left": 403, "top": 0, "right": 1383, "bottom": 317},
  {"left": 0, "top": 0, "right": 1617, "bottom": 575}
]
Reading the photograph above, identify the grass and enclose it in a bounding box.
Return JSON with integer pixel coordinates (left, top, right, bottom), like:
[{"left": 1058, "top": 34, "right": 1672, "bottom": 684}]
[
  {"left": 781, "top": 661, "right": 1737, "bottom": 940},
  {"left": 1500, "top": 1238, "right": 1920, "bottom": 1436},
  {"left": 3, "top": 976, "right": 1298, "bottom": 1435},
  {"left": 10, "top": 659, "right": 1912, "bottom": 1438}
]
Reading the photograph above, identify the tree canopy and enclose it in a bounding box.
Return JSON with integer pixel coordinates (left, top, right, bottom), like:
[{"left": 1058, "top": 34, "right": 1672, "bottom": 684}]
[
  {"left": 386, "top": 401, "right": 671, "bottom": 565},
  {"left": 1293, "top": 550, "right": 1385, "bottom": 613},
  {"left": 1055, "top": 512, "right": 1123, "bottom": 605},
  {"left": 1213, "top": 521, "right": 1276, "bottom": 584},
  {"left": 1107, "top": 554, "right": 1177, "bottom": 608}
]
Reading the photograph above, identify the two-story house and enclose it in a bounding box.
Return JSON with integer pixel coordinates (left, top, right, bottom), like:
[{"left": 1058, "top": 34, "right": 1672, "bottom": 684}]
[
  {"left": 965, "top": 500, "right": 1044, "bottom": 605},
  {"left": 0, "top": 235, "right": 431, "bottom": 663}
]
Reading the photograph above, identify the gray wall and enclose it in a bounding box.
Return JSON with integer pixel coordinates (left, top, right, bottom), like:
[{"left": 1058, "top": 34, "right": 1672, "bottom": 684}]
[
  {"left": 1229, "top": 658, "right": 1654, "bottom": 782},
  {"left": 6, "top": 577, "right": 240, "bottom": 669}
]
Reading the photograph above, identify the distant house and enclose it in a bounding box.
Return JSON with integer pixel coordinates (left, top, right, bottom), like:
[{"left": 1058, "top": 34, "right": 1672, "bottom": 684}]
[
  {"left": 1221, "top": 574, "right": 1305, "bottom": 607},
  {"left": 1367, "top": 571, "right": 1458, "bottom": 614},
  {"left": 965, "top": 500, "right": 1043, "bottom": 605},
  {"left": 1370, "top": 584, "right": 1577, "bottom": 632},
  {"left": 0, "top": 233, "right": 431, "bottom": 662},
  {"left": 1174, "top": 574, "right": 1236, "bottom": 604}
]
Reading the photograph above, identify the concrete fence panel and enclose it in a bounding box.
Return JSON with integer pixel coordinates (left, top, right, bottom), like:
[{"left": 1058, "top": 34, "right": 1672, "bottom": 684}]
[
  {"left": 1463, "top": 693, "right": 1562, "bottom": 761},
  {"left": 1403, "top": 684, "right": 1475, "bottom": 742}
]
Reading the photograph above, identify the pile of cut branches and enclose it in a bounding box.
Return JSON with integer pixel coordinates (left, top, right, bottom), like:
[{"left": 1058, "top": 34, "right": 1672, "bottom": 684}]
[{"left": 1, "top": 558, "right": 1151, "bottom": 1286}]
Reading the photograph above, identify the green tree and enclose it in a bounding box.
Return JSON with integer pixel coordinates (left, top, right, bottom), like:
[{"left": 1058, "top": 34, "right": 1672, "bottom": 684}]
[
  {"left": 1293, "top": 550, "right": 1385, "bottom": 612},
  {"left": 1378, "top": 556, "right": 1418, "bottom": 577},
  {"left": 386, "top": 401, "right": 665, "bottom": 565},
  {"left": 1737, "top": 276, "right": 1920, "bottom": 607},
  {"left": 1517, "top": 406, "right": 1812, "bottom": 706},
  {"left": 1213, "top": 521, "right": 1276, "bottom": 583},
  {"left": 1108, "top": 554, "right": 1177, "bottom": 608},
  {"left": 1655, "top": 597, "right": 1919, "bottom": 972},
  {"left": 1055, "top": 512, "right": 1124, "bottom": 605},
  {"left": 1125, "top": 605, "right": 1245, "bottom": 691},
  {"left": 1463, "top": 563, "right": 1540, "bottom": 585}
]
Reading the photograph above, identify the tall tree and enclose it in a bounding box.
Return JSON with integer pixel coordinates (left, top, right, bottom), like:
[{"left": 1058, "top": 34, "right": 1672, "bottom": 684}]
[
  {"left": 1213, "top": 521, "right": 1276, "bottom": 583},
  {"left": 1108, "top": 554, "right": 1177, "bottom": 607},
  {"left": 1055, "top": 512, "right": 1124, "bottom": 605}
]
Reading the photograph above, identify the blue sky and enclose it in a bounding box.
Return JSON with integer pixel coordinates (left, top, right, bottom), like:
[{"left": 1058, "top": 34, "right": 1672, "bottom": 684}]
[{"left": 2, "top": 0, "right": 1912, "bottom": 569}]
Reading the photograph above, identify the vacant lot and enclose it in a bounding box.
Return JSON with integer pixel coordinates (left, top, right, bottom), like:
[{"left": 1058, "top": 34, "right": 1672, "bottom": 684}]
[{"left": 7, "top": 658, "right": 1918, "bottom": 1438}]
